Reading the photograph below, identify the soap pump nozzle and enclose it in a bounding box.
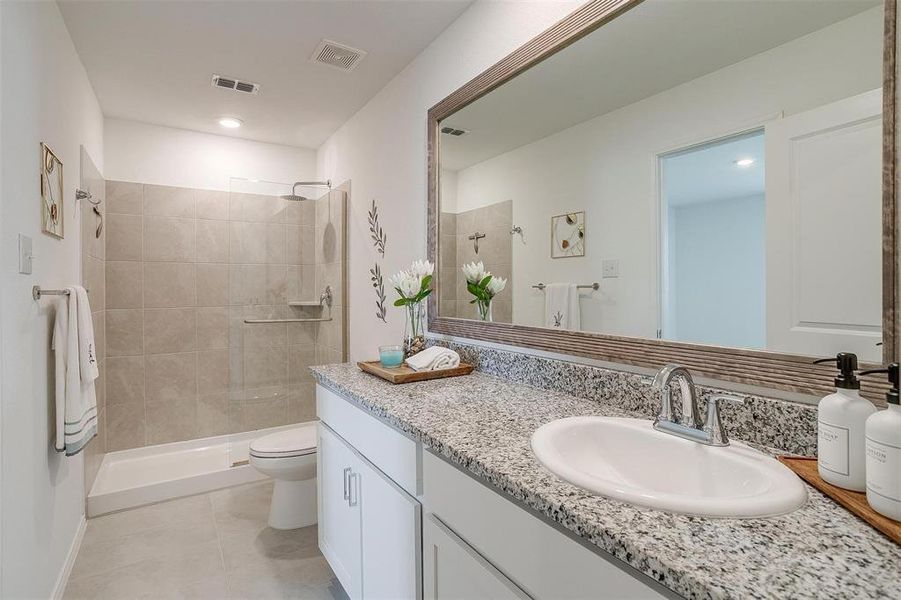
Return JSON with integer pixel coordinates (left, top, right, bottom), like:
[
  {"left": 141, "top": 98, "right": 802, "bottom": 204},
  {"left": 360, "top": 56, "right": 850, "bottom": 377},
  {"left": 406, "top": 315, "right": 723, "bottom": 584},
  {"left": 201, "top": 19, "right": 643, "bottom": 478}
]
[
  {"left": 813, "top": 352, "right": 861, "bottom": 390},
  {"left": 860, "top": 363, "right": 900, "bottom": 405}
]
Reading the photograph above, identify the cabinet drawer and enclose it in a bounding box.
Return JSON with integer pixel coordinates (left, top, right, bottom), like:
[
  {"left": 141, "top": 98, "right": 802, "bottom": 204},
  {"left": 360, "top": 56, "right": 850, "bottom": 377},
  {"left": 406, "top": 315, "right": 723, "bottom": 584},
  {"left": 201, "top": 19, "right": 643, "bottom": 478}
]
[
  {"left": 424, "top": 513, "right": 530, "bottom": 600},
  {"left": 317, "top": 384, "right": 420, "bottom": 496},
  {"left": 423, "top": 450, "right": 671, "bottom": 600}
]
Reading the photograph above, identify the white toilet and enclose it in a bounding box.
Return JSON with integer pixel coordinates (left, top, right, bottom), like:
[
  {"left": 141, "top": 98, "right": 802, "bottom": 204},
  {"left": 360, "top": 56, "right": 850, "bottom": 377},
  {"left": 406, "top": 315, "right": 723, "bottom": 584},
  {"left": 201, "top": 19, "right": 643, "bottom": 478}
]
[{"left": 249, "top": 423, "right": 318, "bottom": 530}]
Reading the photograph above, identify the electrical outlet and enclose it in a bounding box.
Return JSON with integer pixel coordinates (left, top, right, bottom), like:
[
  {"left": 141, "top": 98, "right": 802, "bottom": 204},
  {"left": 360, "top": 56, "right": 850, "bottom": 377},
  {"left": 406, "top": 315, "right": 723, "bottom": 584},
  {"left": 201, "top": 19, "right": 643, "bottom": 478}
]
[
  {"left": 18, "top": 234, "right": 33, "bottom": 274},
  {"left": 602, "top": 259, "right": 619, "bottom": 278}
]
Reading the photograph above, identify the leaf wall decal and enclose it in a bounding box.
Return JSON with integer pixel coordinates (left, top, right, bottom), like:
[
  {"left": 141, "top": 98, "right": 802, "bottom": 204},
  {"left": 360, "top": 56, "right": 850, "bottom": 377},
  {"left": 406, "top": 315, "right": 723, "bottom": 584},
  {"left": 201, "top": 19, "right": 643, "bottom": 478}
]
[
  {"left": 368, "top": 199, "right": 387, "bottom": 257},
  {"left": 370, "top": 262, "right": 388, "bottom": 323}
]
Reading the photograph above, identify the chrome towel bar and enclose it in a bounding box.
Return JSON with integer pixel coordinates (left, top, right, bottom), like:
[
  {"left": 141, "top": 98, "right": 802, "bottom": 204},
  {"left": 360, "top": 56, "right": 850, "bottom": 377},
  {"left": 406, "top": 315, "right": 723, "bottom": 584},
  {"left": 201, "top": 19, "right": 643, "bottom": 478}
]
[
  {"left": 244, "top": 318, "right": 333, "bottom": 324},
  {"left": 33, "top": 286, "right": 89, "bottom": 300},
  {"left": 532, "top": 282, "right": 599, "bottom": 291}
]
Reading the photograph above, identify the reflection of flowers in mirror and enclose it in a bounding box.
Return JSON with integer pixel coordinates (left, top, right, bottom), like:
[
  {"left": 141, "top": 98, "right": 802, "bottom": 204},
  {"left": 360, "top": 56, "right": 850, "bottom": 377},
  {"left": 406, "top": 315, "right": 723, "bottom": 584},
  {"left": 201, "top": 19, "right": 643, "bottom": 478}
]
[
  {"left": 462, "top": 261, "right": 506, "bottom": 321},
  {"left": 462, "top": 261, "right": 486, "bottom": 284},
  {"left": 487, "top": 276, "right": 506, "bottom": 295}
]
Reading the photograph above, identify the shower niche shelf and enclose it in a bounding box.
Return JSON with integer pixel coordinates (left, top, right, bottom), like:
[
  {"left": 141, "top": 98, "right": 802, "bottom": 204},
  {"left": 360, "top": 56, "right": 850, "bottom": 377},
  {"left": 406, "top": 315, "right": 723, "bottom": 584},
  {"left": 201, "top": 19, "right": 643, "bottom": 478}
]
[{"left": 288, "top": 300, "right": 324, "bottom": 308}]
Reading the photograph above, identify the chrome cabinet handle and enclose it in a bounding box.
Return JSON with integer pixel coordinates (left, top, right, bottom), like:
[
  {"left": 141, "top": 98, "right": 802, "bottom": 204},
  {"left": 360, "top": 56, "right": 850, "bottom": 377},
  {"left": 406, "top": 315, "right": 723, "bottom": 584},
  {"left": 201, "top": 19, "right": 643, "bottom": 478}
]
[
  {"left": 348, "top": 472, "right": 358, "bottom": 507},
  {"left": 343, "top": 467, "right": 351, "bottom": 500}
]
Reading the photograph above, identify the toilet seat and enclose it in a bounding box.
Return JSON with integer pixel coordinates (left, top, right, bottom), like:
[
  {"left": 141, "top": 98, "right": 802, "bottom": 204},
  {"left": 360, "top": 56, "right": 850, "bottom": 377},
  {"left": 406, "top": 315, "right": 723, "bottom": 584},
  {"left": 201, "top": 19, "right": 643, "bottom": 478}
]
[{"left": 249, "top": 424, "right": 317, "bottom": 459}]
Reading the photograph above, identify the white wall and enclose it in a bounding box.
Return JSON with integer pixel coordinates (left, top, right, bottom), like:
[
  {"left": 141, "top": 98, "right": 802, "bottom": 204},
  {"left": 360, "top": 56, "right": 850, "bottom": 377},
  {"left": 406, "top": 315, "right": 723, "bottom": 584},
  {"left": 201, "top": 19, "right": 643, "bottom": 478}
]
[
  {"left": 439, "top": 168, "right": 458, "bottom": 214},
  {"left": 316, "top": 0, "right": 583, "bottom": 360},
  {"left": 668, "top": 194, "right": 766, "bottom": 348},
  {"left": 0, "top": 2, "right": 104, "bottom": 597},
  {"left": 104, "top": 118, "right": 316, "bottom": 191},
  {"left": 451, "top": 6, "right": 882, "bottom": 337}
]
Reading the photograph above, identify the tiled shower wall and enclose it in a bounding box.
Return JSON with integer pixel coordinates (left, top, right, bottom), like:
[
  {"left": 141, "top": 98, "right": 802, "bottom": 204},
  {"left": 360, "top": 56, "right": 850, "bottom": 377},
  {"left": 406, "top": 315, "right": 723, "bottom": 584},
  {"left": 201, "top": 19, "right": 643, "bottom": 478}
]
[
  {"left": 440, "top": 199, "right": 513, "bottom": 322},
  {"left": 80, "top": 148, "right": 106, "bottom": 491},
  {"left": 103, "top": 180, "right": 345, "bottom": 451}
]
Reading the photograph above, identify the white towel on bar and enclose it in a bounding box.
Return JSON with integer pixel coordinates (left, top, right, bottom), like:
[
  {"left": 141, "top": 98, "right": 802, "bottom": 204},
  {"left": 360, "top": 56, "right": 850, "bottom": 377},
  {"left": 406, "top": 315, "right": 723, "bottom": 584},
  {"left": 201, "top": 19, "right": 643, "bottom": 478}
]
[
  {"left": 545, "top": 283, "right": 581, "bottom": 331},
  {"left": 52, "top": 286, "right": 98, "bottom": 456},
  {"left": 405, "top": 346, "right": 461, "bottom": 372}
]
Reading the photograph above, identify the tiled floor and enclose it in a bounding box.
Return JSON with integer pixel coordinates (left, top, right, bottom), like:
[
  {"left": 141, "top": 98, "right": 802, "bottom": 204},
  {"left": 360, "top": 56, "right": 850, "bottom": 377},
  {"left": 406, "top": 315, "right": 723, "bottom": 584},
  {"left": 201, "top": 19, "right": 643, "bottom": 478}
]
[{"left": 65, "top": 481, "right": 346, "bottom": 599}]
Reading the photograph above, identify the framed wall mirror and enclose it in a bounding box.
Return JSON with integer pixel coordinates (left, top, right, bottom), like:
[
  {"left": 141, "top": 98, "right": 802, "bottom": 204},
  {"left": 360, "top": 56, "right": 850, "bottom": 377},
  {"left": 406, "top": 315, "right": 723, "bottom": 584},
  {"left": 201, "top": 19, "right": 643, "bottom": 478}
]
[{"left": 428, "top": 0, "right": 898, "bottom": 399}]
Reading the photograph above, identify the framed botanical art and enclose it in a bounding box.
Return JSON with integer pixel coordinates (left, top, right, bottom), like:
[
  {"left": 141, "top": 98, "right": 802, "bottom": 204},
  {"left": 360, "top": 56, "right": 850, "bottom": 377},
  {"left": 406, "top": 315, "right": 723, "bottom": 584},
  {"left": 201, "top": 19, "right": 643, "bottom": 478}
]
[
  {"left": 40, "top": 143, "right": 64, "bottom": 239},
  {"left": 551, "top": 211, "right": 584, "bottom": 258}
]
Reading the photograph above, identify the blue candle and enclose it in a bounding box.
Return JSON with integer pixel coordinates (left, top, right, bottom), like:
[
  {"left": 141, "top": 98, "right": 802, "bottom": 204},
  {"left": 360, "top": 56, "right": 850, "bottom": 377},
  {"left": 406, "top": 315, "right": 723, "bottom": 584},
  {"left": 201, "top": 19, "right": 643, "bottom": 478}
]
[{"left": 379, "top": 345, "right": 404, "bottom": 368}]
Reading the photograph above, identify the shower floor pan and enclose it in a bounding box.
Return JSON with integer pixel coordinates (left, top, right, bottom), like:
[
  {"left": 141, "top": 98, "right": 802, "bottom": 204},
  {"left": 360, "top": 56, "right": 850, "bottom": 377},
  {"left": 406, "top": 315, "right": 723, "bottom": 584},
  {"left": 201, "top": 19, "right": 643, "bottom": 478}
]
[{"left": 87, "top": 424, "right": 303, "bottom": 517}]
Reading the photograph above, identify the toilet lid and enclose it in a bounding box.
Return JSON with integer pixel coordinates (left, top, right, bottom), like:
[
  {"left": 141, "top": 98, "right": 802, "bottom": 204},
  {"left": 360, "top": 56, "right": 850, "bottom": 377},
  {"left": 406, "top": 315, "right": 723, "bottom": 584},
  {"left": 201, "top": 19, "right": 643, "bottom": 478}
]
[{"left": 250, "top": 424, "right": 317, "bottom": 458}]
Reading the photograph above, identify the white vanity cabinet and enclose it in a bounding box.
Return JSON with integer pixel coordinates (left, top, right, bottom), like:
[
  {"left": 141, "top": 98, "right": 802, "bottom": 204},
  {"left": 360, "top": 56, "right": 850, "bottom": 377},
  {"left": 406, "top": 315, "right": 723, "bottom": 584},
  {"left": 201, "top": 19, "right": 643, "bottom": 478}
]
[
  {"left": 316, "top": 383, "right": 671, "bottom": 600},
  {"left": 317, "top": 386, "right": 422, "bottom": 600},
  {"left": 318, "top": 423, "right": 363, "bottom": 598}
]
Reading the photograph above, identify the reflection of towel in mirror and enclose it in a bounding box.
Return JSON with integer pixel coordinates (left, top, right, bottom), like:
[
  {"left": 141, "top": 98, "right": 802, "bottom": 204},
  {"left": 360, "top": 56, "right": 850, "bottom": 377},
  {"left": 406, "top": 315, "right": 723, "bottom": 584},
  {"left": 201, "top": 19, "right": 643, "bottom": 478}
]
[
  {"left": 406, "top": 346, "right": 461, "bottom": 371},
  {"left": 52, "top": 286, "right": 98, "bottom": 456},
  {"left": 545, "top": 283, "right": 581, "bottom": 331}
]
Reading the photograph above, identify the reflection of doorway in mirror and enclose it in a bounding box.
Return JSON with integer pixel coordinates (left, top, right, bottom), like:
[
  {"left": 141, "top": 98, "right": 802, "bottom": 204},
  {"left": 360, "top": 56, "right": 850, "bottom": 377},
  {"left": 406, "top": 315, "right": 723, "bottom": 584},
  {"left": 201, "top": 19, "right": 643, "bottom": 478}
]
[
  {"left": 659, "top": 130, "right": 766, "bottom": 349},
  {"left": 551, "top": 211, "right": 585, "bottom": 258}
]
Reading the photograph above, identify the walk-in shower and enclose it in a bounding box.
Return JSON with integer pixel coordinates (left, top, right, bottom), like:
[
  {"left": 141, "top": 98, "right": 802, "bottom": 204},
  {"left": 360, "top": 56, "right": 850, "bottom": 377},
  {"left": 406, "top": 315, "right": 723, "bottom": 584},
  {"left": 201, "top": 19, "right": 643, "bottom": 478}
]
[{"left": 88, "top": 176, "right": 347, "bottom": 516}]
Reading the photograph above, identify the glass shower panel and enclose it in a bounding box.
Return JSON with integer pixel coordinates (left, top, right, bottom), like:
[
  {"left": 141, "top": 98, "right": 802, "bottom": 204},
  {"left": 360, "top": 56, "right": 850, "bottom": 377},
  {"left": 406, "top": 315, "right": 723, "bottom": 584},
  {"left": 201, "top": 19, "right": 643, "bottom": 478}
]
[{"left": 225, "top": 178, "right": 346, "bottom": 466}]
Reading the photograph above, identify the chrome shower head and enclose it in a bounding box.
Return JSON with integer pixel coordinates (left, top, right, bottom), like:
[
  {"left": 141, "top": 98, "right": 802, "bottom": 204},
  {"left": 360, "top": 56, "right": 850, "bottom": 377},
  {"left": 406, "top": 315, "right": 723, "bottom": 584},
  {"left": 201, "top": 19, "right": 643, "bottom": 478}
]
[{"left": 280, "top": 180, "right": 331, "bottom": 201}]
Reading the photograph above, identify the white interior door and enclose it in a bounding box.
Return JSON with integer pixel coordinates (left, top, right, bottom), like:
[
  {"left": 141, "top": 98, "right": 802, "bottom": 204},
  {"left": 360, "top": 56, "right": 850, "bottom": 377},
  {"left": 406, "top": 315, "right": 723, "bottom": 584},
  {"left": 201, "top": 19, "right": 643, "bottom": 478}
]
[
  {"left": 765, "top": 88, "right": 883, "bottom": 362},
  {"left": 318, "top": 423, "right": 362, "bottom": 599}
]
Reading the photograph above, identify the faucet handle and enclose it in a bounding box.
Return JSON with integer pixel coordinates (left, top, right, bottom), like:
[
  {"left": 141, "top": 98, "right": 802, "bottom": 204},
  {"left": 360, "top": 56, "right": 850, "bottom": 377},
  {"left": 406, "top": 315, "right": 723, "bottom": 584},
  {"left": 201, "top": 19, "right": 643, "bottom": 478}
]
[{"left": 704, "top": 395, "right": 743, "bottom": 446}]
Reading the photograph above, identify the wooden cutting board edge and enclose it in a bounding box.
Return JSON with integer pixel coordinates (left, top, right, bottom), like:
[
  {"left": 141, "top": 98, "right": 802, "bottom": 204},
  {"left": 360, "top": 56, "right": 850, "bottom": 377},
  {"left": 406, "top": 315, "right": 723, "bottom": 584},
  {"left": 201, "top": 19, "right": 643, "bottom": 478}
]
[{"left": 778, "top": 455, "right": 900, "bottom": 545}]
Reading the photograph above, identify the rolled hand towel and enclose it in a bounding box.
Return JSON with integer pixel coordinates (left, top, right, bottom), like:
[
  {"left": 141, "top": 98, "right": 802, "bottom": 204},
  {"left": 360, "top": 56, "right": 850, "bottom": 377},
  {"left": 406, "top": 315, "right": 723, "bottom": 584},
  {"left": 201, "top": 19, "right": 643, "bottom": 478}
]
[{"left": 405, "top": 346, "right": 461, "bottom": 371}]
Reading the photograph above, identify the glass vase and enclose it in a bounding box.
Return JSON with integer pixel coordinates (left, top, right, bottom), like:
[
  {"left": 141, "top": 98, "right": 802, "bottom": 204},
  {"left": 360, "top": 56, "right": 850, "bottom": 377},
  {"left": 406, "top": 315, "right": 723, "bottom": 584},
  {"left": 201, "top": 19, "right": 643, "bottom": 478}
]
[
  {"left": 476, "top": 299, "right": 493, "bottom": 322},
  {"left": 404, "top": 301, "right": 426, "bottom": 357}
]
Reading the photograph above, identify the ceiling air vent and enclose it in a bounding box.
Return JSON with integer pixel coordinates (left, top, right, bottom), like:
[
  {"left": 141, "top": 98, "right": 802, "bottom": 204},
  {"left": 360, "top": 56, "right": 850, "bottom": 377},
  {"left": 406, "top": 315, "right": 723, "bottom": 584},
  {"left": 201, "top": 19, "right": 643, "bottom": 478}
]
[
  {"left": 441, "top": 127, "right": 467, "bottom": 137},
  {"left": 311, "top": 40, "right": 367, "bottom": 72},
  {"left": 211, "top": 74, "right": 260, "bottom": 95}
]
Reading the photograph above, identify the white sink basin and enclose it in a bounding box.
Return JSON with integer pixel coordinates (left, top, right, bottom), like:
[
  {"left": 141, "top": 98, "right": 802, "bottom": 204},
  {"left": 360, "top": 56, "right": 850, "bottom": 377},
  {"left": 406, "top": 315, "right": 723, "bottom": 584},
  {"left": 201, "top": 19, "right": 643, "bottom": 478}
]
[{"left": 531, "top": 416, "right": 807, "bottom": 518}]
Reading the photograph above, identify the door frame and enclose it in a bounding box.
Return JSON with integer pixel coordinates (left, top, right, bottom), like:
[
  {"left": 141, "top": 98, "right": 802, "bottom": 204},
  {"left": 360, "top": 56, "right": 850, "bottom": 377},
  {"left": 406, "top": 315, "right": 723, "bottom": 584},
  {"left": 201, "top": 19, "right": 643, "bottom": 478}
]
[{"left": 654, "top": 119, "right": 776, "bottom": 342}]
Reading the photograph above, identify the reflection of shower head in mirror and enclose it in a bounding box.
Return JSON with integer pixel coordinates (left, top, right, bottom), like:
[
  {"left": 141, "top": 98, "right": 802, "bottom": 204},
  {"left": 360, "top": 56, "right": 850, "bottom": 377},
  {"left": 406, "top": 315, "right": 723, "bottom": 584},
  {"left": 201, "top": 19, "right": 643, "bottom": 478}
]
[{"left": 281, "top": 180, "right": 331, "bottom": 201}]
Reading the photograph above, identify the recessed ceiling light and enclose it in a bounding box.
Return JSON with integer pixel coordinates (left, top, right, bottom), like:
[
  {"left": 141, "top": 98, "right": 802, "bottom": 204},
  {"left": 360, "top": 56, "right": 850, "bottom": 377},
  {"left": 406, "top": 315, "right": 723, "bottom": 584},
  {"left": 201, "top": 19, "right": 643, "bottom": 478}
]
[
  {"left": 734, "top": 158, "right": 755, "bottom": 168},
  {"left": 218, "top": 117, "right": 243, "bottom": 129}
]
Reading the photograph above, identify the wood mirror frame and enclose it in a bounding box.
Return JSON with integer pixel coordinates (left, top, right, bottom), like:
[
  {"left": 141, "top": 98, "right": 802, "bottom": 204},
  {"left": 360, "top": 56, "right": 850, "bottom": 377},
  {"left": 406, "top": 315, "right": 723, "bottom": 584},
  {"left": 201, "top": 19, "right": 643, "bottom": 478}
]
[{"left": 427, "top": 0, "right": 898, "bottom": 400}]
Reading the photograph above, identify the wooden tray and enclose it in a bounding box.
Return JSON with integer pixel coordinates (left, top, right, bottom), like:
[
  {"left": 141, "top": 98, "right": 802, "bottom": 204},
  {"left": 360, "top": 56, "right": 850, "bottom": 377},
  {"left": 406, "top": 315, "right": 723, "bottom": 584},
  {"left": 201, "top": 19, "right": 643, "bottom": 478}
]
[
  {"left": 778, "top": 456, "right": 900, "bottom": 545},
  {"left": 357, "top": 360, "right": 474, "bottom": 384}
]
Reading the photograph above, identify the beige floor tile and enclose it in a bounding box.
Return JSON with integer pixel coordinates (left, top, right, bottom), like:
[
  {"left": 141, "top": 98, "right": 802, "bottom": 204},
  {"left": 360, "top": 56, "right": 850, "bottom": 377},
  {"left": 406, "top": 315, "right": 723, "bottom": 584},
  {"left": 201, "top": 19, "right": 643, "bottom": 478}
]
[
  {"left": 209, "top": 481, "right": 274, "bottom": 537},
  {"left": 71, "top": 517, "right": 218, "bottom": 579},
  {"left": 65, "top": 541, "right": 225, "bottom": 600},
  {"left": 218, "top": 525, "right": 320, "bottom": 572},
  {"left": 68, "top": 481, "right": 341, "bottom": 600},
  {"left": 225, "top": 556, "right": 336, "bottom": 600},
  {"left": 83, "top": 494, "right": 213, "bottom": 545}
]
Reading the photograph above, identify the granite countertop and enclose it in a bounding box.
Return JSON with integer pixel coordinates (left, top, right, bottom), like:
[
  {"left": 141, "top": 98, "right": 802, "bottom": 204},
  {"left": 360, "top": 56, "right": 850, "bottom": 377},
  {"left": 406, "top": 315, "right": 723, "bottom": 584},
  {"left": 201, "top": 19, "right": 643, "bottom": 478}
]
[{"left": 310, "top": 364, "right": 901, "bottom": 600}]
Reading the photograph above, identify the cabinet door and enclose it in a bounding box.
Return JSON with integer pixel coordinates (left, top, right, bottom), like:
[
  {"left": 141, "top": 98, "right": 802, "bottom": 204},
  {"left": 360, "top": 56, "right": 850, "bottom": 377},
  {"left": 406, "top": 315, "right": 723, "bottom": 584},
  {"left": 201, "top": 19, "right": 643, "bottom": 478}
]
[
  {"left": 318, "top": 423, "right": 362, "bottom": 599},
  {"left": 358, "top": 455, "right": 422, "bottom": 599},
  {"left": 423, "top": 514, "right": 530, "bottom": 600}
]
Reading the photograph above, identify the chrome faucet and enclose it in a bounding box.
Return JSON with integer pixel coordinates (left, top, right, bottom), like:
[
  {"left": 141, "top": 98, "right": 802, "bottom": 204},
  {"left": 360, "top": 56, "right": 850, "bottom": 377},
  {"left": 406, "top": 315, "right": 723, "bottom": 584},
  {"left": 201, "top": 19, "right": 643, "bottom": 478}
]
[{"left": 651, "top": 364, "right": 739, "bottom": 446}]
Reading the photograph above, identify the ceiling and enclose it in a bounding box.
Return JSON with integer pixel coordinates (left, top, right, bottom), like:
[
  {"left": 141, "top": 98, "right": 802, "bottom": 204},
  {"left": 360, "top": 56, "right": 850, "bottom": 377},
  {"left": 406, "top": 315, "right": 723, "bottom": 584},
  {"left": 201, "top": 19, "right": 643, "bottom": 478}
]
[
  {"left": 663, "top": 131, "right": 765, "bottom": 207},
  {"left": 440, "top": 0, "right": 880, "bottom": 171},
  {"left": 58, "top": 0, "right": 473, "bottom": 149}
]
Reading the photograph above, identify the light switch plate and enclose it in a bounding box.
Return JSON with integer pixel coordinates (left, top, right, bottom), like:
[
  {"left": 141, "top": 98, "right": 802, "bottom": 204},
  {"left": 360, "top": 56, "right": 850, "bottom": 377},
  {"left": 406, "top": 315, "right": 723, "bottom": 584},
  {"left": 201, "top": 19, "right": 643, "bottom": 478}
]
[
  {"left": 602, "top": 259, "right": 619, "bottom": 278},
  {"left": 18, "top": 234, "right": 33, "bottom": 274}
]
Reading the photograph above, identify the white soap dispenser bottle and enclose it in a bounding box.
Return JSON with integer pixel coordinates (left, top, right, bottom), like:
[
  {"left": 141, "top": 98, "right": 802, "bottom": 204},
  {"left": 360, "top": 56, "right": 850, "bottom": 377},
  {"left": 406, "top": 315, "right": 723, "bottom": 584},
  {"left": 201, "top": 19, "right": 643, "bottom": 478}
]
[
  {"left": 860, "top": 363, "right": 901, "bottom": 521},
  {"left": 814, "top": 353, "right": 875, "bottom": 491}
]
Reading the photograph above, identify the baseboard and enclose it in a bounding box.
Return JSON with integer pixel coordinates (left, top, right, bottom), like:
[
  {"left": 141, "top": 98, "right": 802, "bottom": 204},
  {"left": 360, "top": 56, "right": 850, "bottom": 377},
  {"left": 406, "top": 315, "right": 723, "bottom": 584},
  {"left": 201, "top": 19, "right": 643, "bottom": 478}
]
[{"left": 51, "top": 516, "right": 86, "bottom": 600}]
